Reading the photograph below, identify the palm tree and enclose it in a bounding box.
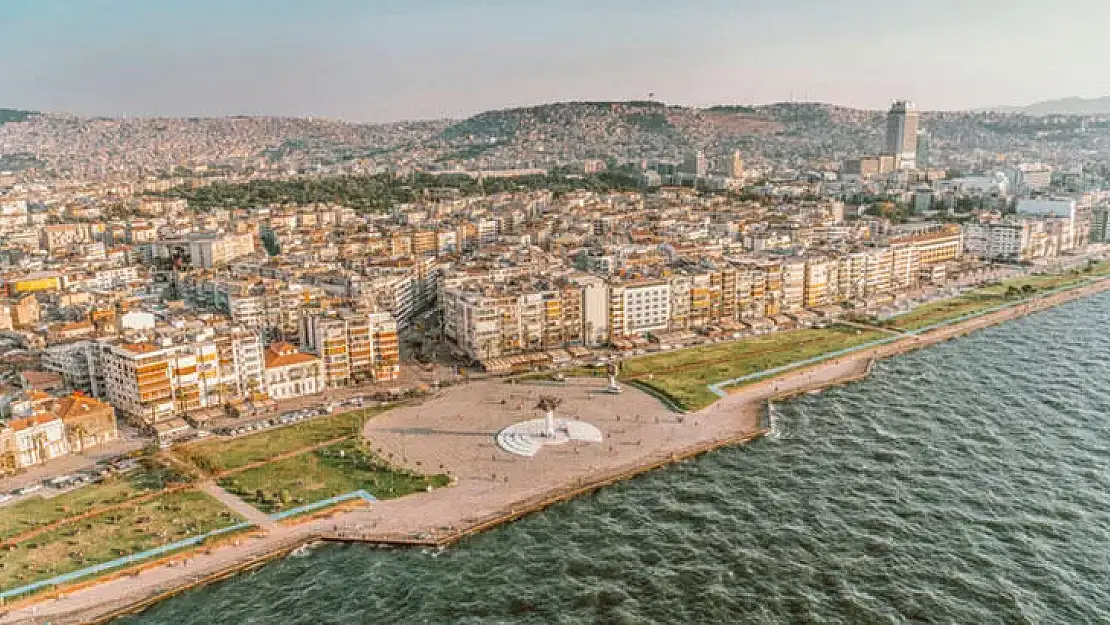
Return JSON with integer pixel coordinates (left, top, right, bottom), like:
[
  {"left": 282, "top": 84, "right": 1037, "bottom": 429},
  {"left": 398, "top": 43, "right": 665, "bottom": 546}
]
[
  {"left": 69, "top": 423, "right": 89, "bottom": 453},
  {"left": 31, "top": 431, "right": 48, "bottom": 465}
]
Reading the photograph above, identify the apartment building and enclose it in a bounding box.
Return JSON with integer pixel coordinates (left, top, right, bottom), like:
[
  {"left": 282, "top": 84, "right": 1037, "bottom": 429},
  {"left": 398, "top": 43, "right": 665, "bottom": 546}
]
[
  {"left": 160, "top": 232, "right": 256, "bottom": 268},
  {"left": 440, "top": 278, "right": 587, "bottom": 359},
  {"left": 781, "top": 260, "right": 807, "bottom": 313},
  {"left": 804, "top": 257, "right": 837, "bottom": 308},
  {"left": 40, "top": 223, "right": 91, "bottom": 255},
  {"left": 213, "top": 329, "right": 265, "bottom": 399},
  {"left": 97, "top": 326, "right": 261, "bottom": 426},
  {"left": 609, "top": 281, "right": 670, "bottom": 339},
  {"left": 301, "top": 310, "right": 400, "bottom": 387},
  {"left": 97, "top": 341, "right": 176, "bottom": 426},
  {"left": 41, "top": 340, "right": 103, "bottom": 396},
  {"left": 890, "top": 225, "right": 963, "bottom": 266}
]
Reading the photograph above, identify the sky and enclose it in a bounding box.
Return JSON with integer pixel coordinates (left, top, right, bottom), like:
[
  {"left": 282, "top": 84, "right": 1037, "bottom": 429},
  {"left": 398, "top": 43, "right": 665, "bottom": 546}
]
[{"left": 2, "top": 0, "right": 1110, "bottom": 122}]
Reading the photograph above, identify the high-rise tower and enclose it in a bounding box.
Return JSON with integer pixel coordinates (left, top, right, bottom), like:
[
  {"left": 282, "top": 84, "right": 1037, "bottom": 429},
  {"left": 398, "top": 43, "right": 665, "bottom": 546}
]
[{"left": 885, "top": 101, "right": 919, "bottom": 170}]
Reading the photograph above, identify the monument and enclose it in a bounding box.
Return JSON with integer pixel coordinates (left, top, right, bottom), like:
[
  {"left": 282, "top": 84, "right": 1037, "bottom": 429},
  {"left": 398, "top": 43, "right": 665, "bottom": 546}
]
[
  {"left": 604, "top": 362, "right": 622, "bottom": 394},
  {"left": 536, "top": 394, "right": 562, "bottom": 438},
  {"left": 496, "top": 393, "right": 604, "bottom": 457}
]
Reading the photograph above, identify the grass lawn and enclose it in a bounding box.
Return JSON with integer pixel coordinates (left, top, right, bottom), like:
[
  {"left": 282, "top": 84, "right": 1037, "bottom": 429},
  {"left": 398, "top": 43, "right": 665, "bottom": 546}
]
[
  {"left": 218, "top": 440, "right": 449, "bottom": 514},
  {"left": 0, "top": 460, "right": 191, "bottom": 542},
  {"left": 508, "top": 366, "right": 607, "bottom": 383},
  {"left": 176, "top": 407, "right": 388, "bottom": 475},
  {"left": 619, "top": 325, "right": 887, "bottom": 411},
  {"left": 1083, "top": 259, "right": 1110, "bottom": 277},
  {"left": 0, "top": 489, "right": 241, "bottom": 591},
  {"left": 884, "top": 273, "right": 1087, "bottom": 332}
]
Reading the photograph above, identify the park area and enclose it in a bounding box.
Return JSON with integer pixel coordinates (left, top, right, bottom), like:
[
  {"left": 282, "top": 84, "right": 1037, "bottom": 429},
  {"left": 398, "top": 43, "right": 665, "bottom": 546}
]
[
  {"left": 174, "top": 407, "right": 385, "bottom": 474},
  {"left": 0, "top": 460, "right": 187, "bottom": 542},
  {"left": 0, "top": 487, "right": 241, "bottom": 592},
  {"left": 174, "top": 405, "right": 448, "bottom": 517},
  {"left": 619, "top": 325, "right": 887, "bottom": 410},
  {"left": 882, "top": 272, "right": 1090, "bottom": 332},
  {"left": 218, "top": 440, "right": 448, "bottom": 514}
]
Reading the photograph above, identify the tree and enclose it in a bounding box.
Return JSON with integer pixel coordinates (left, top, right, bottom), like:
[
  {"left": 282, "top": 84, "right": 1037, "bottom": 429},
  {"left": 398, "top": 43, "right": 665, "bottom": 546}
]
[
  {"left": 69, "top": 423, "right": 89, "bottom": 453},
  {"left": 31, "top": 432, "right": 48, "bottom": 464}
]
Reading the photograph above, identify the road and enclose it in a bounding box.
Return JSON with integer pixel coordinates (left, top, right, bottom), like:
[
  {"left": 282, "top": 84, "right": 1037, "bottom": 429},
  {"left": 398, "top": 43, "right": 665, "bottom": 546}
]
[{"left": 0, "top": 436, "right": 145, "bottom": 496}]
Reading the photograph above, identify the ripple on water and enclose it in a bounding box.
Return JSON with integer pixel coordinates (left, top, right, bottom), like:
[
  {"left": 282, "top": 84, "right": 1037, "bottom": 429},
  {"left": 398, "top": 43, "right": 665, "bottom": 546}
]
[{"left": 122, "top": 292, "right": 1110, "bottom": 624}]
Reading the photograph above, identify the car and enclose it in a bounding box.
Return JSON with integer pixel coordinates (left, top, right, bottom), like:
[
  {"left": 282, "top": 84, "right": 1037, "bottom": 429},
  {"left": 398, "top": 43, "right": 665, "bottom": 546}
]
[
  {"left": 47, "top": 475, "right": 78, "bottom": 488},
  {"left": 13, "top": 484, "right": 42, "bottom": 496}
]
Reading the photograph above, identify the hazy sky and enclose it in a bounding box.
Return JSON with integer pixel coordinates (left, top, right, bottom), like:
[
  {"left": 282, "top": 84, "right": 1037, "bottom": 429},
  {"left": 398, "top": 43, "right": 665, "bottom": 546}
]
[{"left": 2, "top": 0, "right": 1109, "bottom": 122}]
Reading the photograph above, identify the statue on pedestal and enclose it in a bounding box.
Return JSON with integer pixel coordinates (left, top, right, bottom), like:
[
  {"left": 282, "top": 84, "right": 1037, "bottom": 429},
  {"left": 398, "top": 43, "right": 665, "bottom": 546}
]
[
  {"left": 605, "top": 362, "right": 622, "bottom": 394},
  {"left": 535, "top": 395, "right": 563, "bottom": 438}
]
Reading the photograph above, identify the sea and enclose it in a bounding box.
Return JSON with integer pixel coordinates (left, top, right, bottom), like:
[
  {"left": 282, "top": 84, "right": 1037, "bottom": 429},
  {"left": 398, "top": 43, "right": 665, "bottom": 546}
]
[{"left": 122, "top": 291, "right": 1110, "bottom": 624}]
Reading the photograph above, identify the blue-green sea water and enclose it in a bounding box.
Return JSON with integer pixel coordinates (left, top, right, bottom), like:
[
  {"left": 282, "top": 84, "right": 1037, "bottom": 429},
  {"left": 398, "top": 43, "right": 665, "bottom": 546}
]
[{"left": 123, "top": 292, "right": 1110, "bottom": 624}]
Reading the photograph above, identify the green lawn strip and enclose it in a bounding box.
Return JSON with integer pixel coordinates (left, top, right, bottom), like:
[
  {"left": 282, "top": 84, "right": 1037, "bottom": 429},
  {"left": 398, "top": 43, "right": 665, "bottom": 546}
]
[
  {"left": 618, "top": 326, "right": 886, "bottom": 411},
  {"left": 0, "top": 460, "right": 191, "bottom": 542},
  {"left": 1085, "top": 260, "right": 1110, "bottom": 277},
  {"left": 885, "top": 273, "right": 1087, "bottom": 331},
  {"left": 176, "top": 407, "right": 388, "bottom": 475},
  {"left": 0, "top": 489, "right": 242, "bottom": 591},
  {"left": 218, "top": 440, "right": 448, "bottom": 515}
]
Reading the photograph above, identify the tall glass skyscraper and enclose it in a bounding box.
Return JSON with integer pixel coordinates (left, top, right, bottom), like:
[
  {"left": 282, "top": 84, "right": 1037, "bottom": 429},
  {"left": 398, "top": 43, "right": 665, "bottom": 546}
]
[{"left": 885, "top": 101, "right": 919, "bottom": 170}]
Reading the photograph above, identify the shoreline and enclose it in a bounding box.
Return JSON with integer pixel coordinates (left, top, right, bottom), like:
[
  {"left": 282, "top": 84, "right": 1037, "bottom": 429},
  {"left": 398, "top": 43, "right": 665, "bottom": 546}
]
[{"left": 4, "top": 276, "right": 1109, "bottom": 625}]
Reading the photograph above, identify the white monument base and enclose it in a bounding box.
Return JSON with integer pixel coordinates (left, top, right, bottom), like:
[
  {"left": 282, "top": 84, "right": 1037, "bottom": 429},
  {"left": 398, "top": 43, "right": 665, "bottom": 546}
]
[{"left": 496, "top": 418, "right": 604, "bottom": 457}]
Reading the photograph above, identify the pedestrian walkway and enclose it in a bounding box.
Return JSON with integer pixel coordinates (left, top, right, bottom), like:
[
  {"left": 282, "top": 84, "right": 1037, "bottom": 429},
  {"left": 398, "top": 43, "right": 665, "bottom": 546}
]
[
  {"left": 838, "top": 319, "right": 907, "bottom": 336},
  {"left": 198, "top": 481, "right": 277, "bottom": 532}
]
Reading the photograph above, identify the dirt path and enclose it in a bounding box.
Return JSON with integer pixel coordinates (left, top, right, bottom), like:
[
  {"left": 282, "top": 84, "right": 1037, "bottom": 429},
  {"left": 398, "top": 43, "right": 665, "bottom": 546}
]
[{"left": 197, "top": 482, "right": 276, "bottom": 532}]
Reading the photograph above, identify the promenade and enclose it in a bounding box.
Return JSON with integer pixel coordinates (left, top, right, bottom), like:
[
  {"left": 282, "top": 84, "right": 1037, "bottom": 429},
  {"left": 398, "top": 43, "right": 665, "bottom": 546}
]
[{"left": 3, "top": 276, "right": 1108, "bottom": 625}]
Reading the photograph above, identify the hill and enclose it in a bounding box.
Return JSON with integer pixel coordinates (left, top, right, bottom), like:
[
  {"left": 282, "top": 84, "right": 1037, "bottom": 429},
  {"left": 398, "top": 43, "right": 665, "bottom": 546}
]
[
  {"left": 985, "top": 97, "right": 1110, "bottom": 116},
  {"left": 433, "top": 100, "right": 786, "bottom": 166},
  {"left": 0, "top": 109, "right": 37, "bottom": 125}
]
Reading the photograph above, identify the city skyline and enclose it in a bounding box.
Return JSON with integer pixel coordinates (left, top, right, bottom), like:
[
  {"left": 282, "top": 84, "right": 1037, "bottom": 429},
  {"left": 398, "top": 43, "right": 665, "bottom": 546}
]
[{"left": 3, "top": 0, "right": 1110, "bottom": 122}]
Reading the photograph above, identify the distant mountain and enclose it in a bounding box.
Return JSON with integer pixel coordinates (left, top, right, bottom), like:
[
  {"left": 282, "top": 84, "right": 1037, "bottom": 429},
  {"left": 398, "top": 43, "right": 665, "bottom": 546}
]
[
  {"left": 0, "top": 109, "right": 37, "bottom": 125},
  {"left": 988, "top": 97, "right": 1110, "bottom": 116}
]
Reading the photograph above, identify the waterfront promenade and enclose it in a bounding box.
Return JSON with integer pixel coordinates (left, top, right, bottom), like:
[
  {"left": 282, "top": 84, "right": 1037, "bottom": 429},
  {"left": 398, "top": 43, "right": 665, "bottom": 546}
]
[{"left": 3, "top": 276, "right": 1109, "bottom": 625}]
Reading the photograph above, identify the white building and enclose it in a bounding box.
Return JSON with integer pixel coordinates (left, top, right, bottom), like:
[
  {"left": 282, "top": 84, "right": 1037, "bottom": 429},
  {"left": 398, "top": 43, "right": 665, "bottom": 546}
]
[
  {"left": 158, "top": 232, "right": 256, "bottom": 268},
  {"left": 965, "top": 222, "right": 1023, "bottom": 262},
  {"left": 9, "top": 414, "right": 69, "bottom": 468},
  {"left": 611, "top": 282, "right": 671, "bottom": 337},
  {"left": 1011, "top": 165, "right": 1053, "bottom": 192},
  {"left": 263, "top": 342, "right": 323, "bottom": 400}
]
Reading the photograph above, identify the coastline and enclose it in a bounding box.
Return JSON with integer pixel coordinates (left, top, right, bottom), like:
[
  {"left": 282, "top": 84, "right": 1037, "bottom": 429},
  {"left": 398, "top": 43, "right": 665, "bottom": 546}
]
[{"left": 4, "top": 276, "right": 1109, "bottom": 625}]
